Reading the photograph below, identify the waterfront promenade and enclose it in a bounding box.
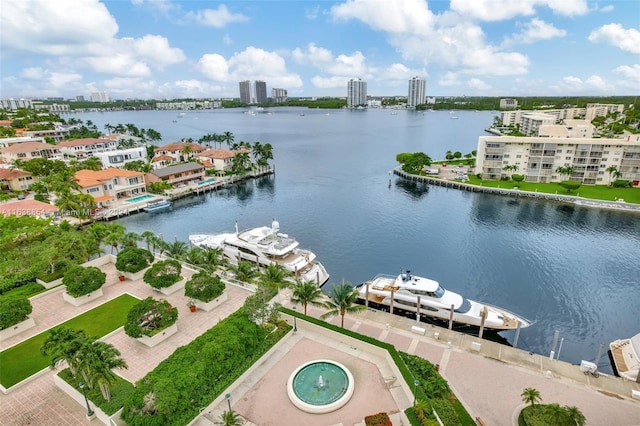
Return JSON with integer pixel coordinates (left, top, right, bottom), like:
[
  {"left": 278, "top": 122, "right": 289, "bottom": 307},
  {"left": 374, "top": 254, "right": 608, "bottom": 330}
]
[
  {"left": 2, "top": 258, "right": 639, "bottom": 425},
  {"left": 394, "top": 168, "right": 640, "bottom": 213}
]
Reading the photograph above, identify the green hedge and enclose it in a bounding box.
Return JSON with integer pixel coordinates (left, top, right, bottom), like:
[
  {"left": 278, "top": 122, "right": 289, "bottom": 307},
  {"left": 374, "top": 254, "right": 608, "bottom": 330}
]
[
  {"left": 121, "top": 310, "right": 289, "bottom": 426},
  {"left": 0, "top": 297, "right": 32, "bottom": 330},
  {"left": 58, "top": 368, "right": 135, "bottom": 416},
  {"left": 184, "top": 272, "right": 225, "bottom": 302},
  {"left": 63, "top": 265, "right": 106, "bottom": 297}
]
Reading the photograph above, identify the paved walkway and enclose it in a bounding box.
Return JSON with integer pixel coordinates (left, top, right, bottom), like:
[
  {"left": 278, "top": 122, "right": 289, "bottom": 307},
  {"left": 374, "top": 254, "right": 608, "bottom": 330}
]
[
  {"left": 0, "top": 258, "right": 254, "bottom": 425},
  {"left": 2, "top": 268, "right": 639, "bottom": 426}
]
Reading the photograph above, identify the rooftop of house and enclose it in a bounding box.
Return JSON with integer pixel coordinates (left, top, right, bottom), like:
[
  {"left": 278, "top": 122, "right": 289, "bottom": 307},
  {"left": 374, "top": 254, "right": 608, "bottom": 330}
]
[{"left": 75, "top": 168, "right": 144, "bottom": 188}]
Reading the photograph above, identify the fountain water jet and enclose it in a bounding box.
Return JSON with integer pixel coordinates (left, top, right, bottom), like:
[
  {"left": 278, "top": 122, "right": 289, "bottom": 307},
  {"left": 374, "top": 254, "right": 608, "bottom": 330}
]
[{"left": 287, "top": 360, "right": 354, "bottom": 414}]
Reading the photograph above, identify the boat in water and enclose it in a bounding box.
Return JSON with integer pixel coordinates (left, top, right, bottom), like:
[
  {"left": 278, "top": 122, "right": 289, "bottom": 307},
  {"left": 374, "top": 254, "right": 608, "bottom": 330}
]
[
  {"left": 356, "top": 270, "right": 531, "bottom": 331},
  {"left": 608, "top": 332, "right": 640, "bottom": 381},
  {"left": 189, "top": 219, "right": 330, "bottom": 286},
  {"left": 143, "top": 198, "right": 172, "bottom": 213}
]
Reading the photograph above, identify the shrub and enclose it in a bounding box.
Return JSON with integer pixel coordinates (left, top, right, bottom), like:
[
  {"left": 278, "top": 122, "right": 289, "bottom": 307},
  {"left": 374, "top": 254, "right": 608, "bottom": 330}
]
[
  {"left": 365, "top": 412, "right": 392, "bottom": 426},
  {"left": 115, "top": 247, "right": 154, "bottom": 273},
  {"left": 63, "top": 265, "right": 106, "bottom": 297},
  {"left": 124, "top": 297, "right": 178, "bottom": 338},
  {"left": 0, "top": 268, "right": 39, "bottom": 295},
  {"left": 612, "top": 179, "right": 630, "bottom": 188},
  {"left": 184, "top": 272, "right": 225, "bottom": 302},
  {"left": 431, "top": 398, "right": 461, "bottom": 426},
  {"left": 512, "top": 174, "right": 524, "bottom": 183},
  {"left": 0, "top": 297, "right": 32, "bottom": 330},
  {"left": 143, "top": 260, "right": 182, "bottom": 289},
  {"left": 559, "top": 180, "right": 581, "bottom": 193}
]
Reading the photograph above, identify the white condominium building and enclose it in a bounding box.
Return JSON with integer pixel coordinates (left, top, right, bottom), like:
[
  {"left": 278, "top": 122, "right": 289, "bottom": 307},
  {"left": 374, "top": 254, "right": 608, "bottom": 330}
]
[
  {"left": 90, "top": 91, "right": 110, "bottom": 103},
  {"left": 475, "top": 135, "right": 640, "bottom": 186},
  {"left": 347, "top": 78, "right": 367, "bottom": 107},
  {"left": 407, "top": 76, "right": 426, "bottom": 108}
]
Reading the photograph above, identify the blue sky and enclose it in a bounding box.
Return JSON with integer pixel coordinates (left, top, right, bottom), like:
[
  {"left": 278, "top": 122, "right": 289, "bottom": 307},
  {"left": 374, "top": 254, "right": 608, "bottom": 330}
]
[{"left": 1, "top": 0, "right": 639, "bottom": 100}]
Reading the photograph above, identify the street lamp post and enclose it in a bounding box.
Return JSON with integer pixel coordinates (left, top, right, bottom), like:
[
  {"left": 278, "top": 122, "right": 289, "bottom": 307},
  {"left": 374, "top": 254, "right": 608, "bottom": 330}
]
[
  {"left": 225, "top": 393, "right": 231, "bottom": 411},
  {"left": 292, "top": 306, "right": 297, "bottom": 332},
  {"left": 413, "top": 379, "right": 420, "bottom": 406},
  {"left": 79, "top": 382, "right": 94, "bottom": 417}
]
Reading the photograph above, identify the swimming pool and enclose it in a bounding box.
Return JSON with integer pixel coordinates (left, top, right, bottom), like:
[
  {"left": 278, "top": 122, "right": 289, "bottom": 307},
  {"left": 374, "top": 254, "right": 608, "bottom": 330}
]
[
  {"left": 198, "top": 178, "right": 216, "bottom": 185},
  {"left": 125, "top": 194, "right": 154, "bottom": 203}
]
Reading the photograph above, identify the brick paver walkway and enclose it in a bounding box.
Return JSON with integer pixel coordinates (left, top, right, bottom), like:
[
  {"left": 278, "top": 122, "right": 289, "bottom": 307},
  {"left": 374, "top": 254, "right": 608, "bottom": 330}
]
[{"left": 0, "top": 258, "right": 253, "bottom": 425}]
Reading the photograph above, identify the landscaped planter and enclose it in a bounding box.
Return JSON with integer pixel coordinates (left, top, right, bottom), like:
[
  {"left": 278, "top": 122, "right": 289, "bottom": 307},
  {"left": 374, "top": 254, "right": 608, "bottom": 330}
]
[
  {"left": 123, "top": 267, "right": 149, "bottom": 282},
  {"left": 0, "top": 317, "right": 36, "bottom": 341},
  {"left": 36, "top": 276, "right": 63, "bottom": 289},
  {"left": 63, "top": 288, "right": 104, "bottom": 307},
  {"left": 53, "top": 372, "right": 123, "bottom": 425},
  {"left": 157, "top": 277, "right": 186, "bottom": 296},
  {"left": 135, "top": 323, "right": 178, "bottom": 348},
  {"left": 194, "top": 291, "right": 228, "bottom": 312}
]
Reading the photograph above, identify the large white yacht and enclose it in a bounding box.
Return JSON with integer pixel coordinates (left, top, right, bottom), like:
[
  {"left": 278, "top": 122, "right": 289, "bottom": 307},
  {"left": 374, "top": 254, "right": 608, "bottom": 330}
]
[
  {"left": 609, "top": 332, "right": 640, "bottom": 381},
  {"left": 357, "top": 270, "right": 532, "bottom": 331},
  {"left": 189, "top": 220, "right": 330, "bottom": 286}
]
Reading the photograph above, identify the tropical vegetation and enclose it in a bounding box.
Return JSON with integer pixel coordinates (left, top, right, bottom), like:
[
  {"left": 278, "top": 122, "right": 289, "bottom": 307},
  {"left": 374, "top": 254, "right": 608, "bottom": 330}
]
[
  {"left": 62, "top": 265, "right": 106, "bottom": 297},
  {"left": 0, "top": 296, "right": 32, "bottom": 330},
  {"left": 143, "top": 259, "right": 182, "bottom": 289},
  {"left": 320, "top": 282, "right": 366, "bottom": 327},
  {"left": 184, "top": 272, "right": 225, "bottom": 303},
  {"left": 115, "top": 247, "right": 154, "bottom": 274},
  {"left": 519, "top": 387, "right": 586, "bottom": 426},
  {"left": 289, "top": 279, "right": 325, "bottom": 315},
  {"left": 124, "top": 297, "right": 178, "bottom": 338}
]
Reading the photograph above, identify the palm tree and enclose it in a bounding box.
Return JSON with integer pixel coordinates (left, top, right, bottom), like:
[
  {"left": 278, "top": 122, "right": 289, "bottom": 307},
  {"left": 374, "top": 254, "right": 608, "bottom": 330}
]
[
  {"left": 103, "top": 222, "right": 127, "bottom": 254},
  {"left": 520, "top": 387, "right": 542, "bottom": 407},
  {"left": 79, "top": 340, "right": 128, "bottom": 401},
  {"left": 547, "top": 403, "right": 566, "bottom": 426},
  {"left": 564, "top": 405, "right": 586, "bottom": 426},
  {"left": 165, "top": 240, "right": 188, "bottom": 258},
  {"left": 215, "top": 410, "right": 245, "bottom": 426},
  {"left": 290, "top": 279, "right": 325, "bottom": 315},
  {"left": 185, "top": 246, "right": 204, "bottom": 266},
  {"left": 259, "top": 264, "right": 291, "bottom": 291},
  {"left": 180, "top": 145, "right": 194, "bottom": 162},
  {"left": 40, "top": 328, "right": 87, "bottom": 375},
  {"left": 140, "top": 231, "right": 158, "bottom": 252},
  {"left": 605, "top": 165, "right": 618, "bottom": 185},
  {"left": 555, "top": 166, "right": 575, "bottom": 180},
  {"left": 80, "top": 157, "right": 103, "bottom": 171},
  {"left": 231, "top": 260, "right": 257, "bottom": 282},
  {"left": 320, "top": 282, "right": 366, "bottom": 327},
  {"left": 223, "top": 131, "right": 234, "bottom": 149}
]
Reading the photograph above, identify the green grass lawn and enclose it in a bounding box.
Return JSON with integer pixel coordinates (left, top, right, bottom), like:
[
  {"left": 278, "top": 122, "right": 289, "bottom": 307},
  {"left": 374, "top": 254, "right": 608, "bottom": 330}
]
[{"left": 0, "top": 293, "right": 139, "bottom": 389}]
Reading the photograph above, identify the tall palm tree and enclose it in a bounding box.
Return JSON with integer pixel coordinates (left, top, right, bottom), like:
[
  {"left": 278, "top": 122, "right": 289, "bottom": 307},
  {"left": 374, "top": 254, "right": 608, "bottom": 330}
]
[
  {"left": 564, "top": 405, "right": 586, "bottom": 426},
  {"left": 320, "top": 282, "right": 366, "bottom": 327},
  {"left": 223, "top": 131, "right": 234, "bottom": 149},
  {"left": 103, "top": 222, "right": 127, "bottom": 254},
  {"left": 40, "top": 328, "right": 87, "bottom": 375},
  {"left": 185, "top": 246, "right": 204, "bottom": 266},
  {"left": 140, "top": 231, "right": 158, "bottom": 252},
  {"left": 290, "top": 279, "right": 325, "bottom": 315},
  {"left": 520, "top": 387, "right": 542, "bottom": 407},
  {"left": 79, "top": 340, "right": 128, "bottom": 401},
  {"left": 547, "top": 403, "right": 566, "bottom": 426},
  {"left": 200, "top": 247, "right": 226, "bottom": 271},
  {"left": 215, "top": 410, "right": 245, "bottom": 426},
  {"left": 555, "top": 166, "right": 575, "bottom": 180},
  {"left": 165, "top": 240, "right": 188, "bottom": 258}
]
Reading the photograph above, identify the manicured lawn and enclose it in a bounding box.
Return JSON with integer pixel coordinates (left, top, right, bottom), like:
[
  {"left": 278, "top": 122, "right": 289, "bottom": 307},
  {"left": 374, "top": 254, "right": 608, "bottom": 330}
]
[
  {"left": 465, "top": 175, "right": 640, "bottom": 203},
  {"left": 0, "top": 293, "right": 139, "bottom": 389}
]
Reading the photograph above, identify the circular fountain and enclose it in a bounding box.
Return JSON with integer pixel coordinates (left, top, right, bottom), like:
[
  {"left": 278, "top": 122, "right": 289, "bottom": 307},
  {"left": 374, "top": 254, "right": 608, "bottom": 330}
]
[{"left": 286, "top": 359, "right": 354, "bottom": 414}]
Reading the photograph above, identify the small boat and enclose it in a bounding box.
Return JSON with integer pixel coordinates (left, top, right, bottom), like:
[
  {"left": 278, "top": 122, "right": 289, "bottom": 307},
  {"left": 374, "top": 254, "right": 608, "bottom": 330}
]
[
  {"left": 356, "top": 270, "right": 531, "bottom": 331},
  {"left": 450, "top": 116, "right": 459, "bottom": 119},
  {"left": 143, "top": 198, "right": 172, "bottom": 213},
  {"left": 608, "top": 332, "right": 640, "bottom": 381},
  {"left": 190, "top": 219, "right": 329, "bottom": 286}
]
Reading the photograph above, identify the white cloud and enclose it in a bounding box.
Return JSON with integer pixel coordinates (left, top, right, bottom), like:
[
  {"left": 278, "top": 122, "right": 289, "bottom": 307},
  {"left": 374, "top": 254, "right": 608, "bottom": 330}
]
[
  {"left": 466, "top": 78, "right": 491, "bottom": 91},
  {"left": 450, "top": 0, "right": 588, "bottom": 21},
  {"left": 589, "top": 23, "right": 640, "bottom": 54},
  {"left": 197, "top": 47, "right": 303, "bottom": 88},
  {"left": 331, "top": 0, "right": 434, "bottom": 34},
  {"left": 501, "top": 19, "right": 567, "bottom": 47},
  {"left": 311, "top": 76, "right": 350, "bottom": 89},
  {"left": 185, "top": 4, "right": 248, "bottom": 28},
  {"left": 599, "top": 5, "right": 614, "bottom": 13},
  {"left": 556, "top": 74, "right": 614, "bottom": 93},
  {"left": 613, "top": 64, "right": 640, "bottom": 86}
]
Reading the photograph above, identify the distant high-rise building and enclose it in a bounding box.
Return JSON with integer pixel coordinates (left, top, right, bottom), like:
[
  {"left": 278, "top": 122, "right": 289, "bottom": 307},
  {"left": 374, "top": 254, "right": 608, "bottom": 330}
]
[
  {"left": 271, "top": 88, "right": 288, "bottom": 103},
  {"left": 254, "top": 81, "right": 267, "bottom": 104},
  {"left": 90, "top": 91, "right": 110, "bottom": 102},
  {"left": 239, "top": 81, "right": 252, "bottom": 104},
  {"left": 407, "top": 76, "right": 426, "bottom": 108},
  {"left": 347, "top": 78, "right": 367, "bottom": 107},
  {"left": 75, "top": 96, "right": 85, "bottom": 102}
]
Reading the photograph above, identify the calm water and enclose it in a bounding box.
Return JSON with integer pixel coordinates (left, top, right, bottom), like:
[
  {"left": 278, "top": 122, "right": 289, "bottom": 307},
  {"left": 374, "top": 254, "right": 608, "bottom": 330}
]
[{"left": 70, "top": 108, "right": 640, "bottom": 373}]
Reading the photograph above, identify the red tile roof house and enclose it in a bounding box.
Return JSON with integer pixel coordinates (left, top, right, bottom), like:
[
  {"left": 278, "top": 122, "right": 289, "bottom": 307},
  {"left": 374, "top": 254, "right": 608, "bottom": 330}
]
[
  {"left": 146, "top": 162, "right": 206, "bottom": 187},
  {"left": 153, "top": 142, "right": 207, "bottom": 164},
  {"left": 56, "top": 137, "right": 118, "bottom": 160},
  {"left": 0, "top": 141, "right": 63, "bottom": 163},
  {"left": 74, "top": 168, "right": 147, "bottom": 207},
  {"left": 0, "top": 199, "right": 59, "bottom": 218},
  {"left": 197, "top": 148, "right": 238, "bottom": 173},
  {"left": 0, "top": 168, "right": 37, "bottom": 191}
]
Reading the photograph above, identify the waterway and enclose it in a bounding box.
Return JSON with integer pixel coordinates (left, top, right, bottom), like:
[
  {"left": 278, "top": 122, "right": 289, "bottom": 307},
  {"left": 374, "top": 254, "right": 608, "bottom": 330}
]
[{"left": 69, "top": 107, "right": 640, "bottom": 374}]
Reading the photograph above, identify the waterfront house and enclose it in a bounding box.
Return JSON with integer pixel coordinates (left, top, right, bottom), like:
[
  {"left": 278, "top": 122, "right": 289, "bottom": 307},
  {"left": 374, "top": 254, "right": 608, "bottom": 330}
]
[
  {"left": 146, "top": 163, "right": 205, "bottom": 187},
  {"left": 475, "top": 135, "right": 640, "bottom": 185},
  {"left": 153, "top": 142, "right": 206, "bottom": 164},
  {"left": 0, "top": 141, "right": 62, "bottom": 163},
  {"left": 75, "top": 168, "right": 147, "bottom": 206},
  {"left": 0, "top": 199, "right": 59, "bottom": 218},
  {"left": 57, "top": 138, "right": 118, "bottom": 160},
  {"left": 0, "top": 168, "right": 37, "bottom": 192},
  {"left": 0, "top": 136, "right": 46, "bottom": 149},
  {"left": 197, "top": 148, "right": 237, "bottom": 172}
]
